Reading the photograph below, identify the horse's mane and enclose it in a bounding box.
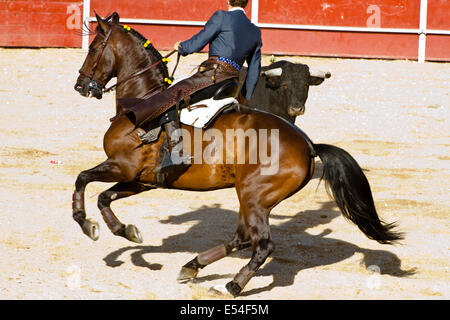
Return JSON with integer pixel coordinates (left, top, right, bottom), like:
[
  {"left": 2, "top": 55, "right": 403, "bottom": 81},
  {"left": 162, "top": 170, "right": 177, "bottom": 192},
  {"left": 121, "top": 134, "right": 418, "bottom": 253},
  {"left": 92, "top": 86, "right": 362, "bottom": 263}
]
[
  {"left": 125, "top": 27, "right": 170, "bottom": 81},
  {"left": 101, "top": 14, "right": 170, "bottom": 81}
]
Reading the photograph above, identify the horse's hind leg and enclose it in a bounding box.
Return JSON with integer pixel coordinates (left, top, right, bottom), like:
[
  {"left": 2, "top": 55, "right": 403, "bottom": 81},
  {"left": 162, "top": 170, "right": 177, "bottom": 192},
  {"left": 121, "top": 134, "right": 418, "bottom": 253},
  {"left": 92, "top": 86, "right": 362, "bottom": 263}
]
[
  {"left": 177, "top": 209, "right": 251, "bottom": 282},
  {"left": 97, "top": 182, "right": 153, "bottom": 243},
  {"left": 226, "top": 204, "right": 274, "bottom": 297}
]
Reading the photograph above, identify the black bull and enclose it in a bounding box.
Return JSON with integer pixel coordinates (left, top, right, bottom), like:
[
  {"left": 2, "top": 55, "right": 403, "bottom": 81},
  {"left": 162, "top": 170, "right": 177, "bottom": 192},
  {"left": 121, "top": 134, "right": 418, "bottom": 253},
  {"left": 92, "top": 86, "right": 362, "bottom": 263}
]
[{"left": 240, "top": 60, "right": 331, "bottom": 123}]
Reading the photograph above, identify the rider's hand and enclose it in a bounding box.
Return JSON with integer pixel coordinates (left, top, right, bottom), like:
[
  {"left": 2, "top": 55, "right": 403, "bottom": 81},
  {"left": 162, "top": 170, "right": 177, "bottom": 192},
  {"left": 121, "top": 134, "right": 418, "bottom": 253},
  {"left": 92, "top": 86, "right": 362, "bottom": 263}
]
[{"left": 174, "top": 41, "right": 181, "bottom": 51}]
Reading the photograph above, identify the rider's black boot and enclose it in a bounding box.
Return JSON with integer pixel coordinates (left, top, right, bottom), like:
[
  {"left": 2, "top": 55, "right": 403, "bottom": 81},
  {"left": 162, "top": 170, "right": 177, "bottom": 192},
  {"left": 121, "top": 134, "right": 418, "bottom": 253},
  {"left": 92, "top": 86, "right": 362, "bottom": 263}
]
[{"left": 156, "top": 120, "right": 191, "bottom": 174}]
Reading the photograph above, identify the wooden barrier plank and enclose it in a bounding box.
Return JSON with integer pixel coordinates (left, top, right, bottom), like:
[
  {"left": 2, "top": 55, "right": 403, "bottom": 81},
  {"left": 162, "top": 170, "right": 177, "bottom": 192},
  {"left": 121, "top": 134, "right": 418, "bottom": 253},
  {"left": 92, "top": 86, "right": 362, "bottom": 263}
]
[
  {"left": 426, "top": 34, "right": 450, "bottom": 61},
  {"left": 0, "top": 0, "right": 81, "bottom": 47},
  {"left": 261, "top": 28, "right": 419, "bottom": 59},
  {"left": 91, "top": 0, "right": 227, "bottom": 21},
  {"left": 258, "top": 0, "right": 421, "bottom": 29},
  {"left": 427, "top": 0, "right": 450, "bottom": 29}
]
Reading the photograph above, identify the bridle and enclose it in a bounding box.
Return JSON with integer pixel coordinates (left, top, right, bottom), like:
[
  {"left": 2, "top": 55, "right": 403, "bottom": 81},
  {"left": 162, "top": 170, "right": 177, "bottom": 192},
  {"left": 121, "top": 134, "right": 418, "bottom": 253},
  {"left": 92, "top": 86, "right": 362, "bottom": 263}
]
[
  {"left": 78, "top": 27, "right": 113, "bottom": 97},
  {"left": 78, "top": 25, "right": 179, "bottom": 96}
]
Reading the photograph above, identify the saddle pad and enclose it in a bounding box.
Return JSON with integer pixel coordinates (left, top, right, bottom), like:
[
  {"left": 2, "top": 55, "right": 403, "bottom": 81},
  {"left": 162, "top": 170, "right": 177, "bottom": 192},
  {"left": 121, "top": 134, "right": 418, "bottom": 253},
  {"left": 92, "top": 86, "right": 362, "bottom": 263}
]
[
  {"left": 180, "top": 97, "right": 238, "bottom": 128},
  {"left": 117, "top": 94, "right": 238, "bottom": 129}
]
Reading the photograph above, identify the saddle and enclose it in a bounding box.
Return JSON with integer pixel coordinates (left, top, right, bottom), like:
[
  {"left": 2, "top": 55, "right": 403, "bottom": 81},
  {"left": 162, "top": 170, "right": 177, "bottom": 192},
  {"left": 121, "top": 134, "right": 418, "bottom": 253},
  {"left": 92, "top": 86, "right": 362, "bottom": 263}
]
[
  {"left": 119, "top": 80, "right": 240, "bottom": 144},
  {"left": 118, "top": 81, "right": 239, "bottom": 188},
  {"left": 180, "top": 80, "right": 239, "bottom": 128}
]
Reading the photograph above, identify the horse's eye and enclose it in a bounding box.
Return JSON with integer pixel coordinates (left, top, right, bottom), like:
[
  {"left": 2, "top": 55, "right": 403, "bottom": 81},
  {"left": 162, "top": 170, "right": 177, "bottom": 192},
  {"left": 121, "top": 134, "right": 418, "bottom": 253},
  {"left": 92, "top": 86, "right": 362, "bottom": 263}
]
[{"left": 89, "top": 47, "right": 97, "bottom": 54}]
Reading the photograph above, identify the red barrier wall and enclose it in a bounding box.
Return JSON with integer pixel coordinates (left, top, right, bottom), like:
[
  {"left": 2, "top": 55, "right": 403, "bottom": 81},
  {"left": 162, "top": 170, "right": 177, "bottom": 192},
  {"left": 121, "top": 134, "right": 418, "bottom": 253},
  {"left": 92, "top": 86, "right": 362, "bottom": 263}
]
[
  {"left": 89, "top": 0, "right": 249, "bottom": 21},
  {"left": 259, "top": 0, "right": 420, "bottom": 28},
  {"left": 0, "top": 0, "right": 448, "bottom": 61},
  {"left": 0, "top": 0, "right": 82, "bottom": 47},
  {"left": 257, "top": 0, "right": 421, "bottom": 60},
  {"left": 261, "top": 29, "right": 419, "bottom": 60},
  {"left": 428, "top": 0, "right": 450, "bottom": 29},
  {"left": 426, "top": 0, "right": 450, "bottom": 61}
]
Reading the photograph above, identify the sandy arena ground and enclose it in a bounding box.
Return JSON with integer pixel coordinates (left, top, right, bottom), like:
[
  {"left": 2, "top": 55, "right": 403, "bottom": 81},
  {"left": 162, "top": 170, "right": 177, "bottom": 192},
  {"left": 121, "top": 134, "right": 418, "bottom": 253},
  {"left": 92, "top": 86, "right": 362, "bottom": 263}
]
[{"left": 0, "top": 48, "right": 448, "bottom": 300}]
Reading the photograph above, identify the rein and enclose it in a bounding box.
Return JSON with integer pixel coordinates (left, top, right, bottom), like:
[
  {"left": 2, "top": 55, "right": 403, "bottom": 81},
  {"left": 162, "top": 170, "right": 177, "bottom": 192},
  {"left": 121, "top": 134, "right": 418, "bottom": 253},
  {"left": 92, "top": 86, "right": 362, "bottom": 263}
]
[
  {"left": 79, "top": 25, "right": 180, "bottom": 94},
  {"left": 104, "top": 49, "right": 179, "bottom": 93}
]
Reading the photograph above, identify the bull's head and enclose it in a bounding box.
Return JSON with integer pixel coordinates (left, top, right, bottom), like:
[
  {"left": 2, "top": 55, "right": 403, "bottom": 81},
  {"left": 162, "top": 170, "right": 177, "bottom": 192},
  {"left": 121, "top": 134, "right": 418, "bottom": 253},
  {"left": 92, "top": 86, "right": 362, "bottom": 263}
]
[{"left": 258, "top": 61, "right": 331, "bottom": 121}]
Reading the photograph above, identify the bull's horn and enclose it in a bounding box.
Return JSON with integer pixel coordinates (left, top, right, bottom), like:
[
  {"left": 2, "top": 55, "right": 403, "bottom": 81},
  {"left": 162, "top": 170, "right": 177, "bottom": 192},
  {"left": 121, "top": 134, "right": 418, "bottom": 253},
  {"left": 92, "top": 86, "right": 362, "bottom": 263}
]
[
  {"left": 262, "top": 68, "right": 282, "bottom": 77},
  {"left": 309, "top": 68, "right": 331, "bottom": 79}
]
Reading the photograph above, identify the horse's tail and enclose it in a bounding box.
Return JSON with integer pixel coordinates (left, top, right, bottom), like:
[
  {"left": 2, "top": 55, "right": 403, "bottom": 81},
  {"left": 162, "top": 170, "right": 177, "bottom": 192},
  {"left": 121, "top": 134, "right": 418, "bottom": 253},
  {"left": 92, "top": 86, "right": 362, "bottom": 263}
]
[{"left": 314, "top": 143, "right": 403, "bottom": 244}]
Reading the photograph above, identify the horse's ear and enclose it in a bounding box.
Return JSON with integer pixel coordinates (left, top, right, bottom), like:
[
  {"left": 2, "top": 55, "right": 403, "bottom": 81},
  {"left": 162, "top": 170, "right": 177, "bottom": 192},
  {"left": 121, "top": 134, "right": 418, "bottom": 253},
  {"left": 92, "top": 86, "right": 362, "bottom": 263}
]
[
  {"left": 95, "top": 11, "right": 110, "bottom": 34},
  {"left": 111, "top": 12, "right": 120, "bottom": 24}
]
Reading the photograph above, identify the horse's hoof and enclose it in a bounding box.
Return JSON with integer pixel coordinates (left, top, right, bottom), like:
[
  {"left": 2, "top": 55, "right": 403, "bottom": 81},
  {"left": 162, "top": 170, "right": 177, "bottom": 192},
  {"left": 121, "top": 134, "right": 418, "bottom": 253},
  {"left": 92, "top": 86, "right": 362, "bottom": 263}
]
[
  {"left": 82, "top": 219, "right": 99, "bottom": 241},
  {"left": 225, "top": 281, "right": 242, "bottom": 297},
  {"left": 177, "top": 267, "right": 199, "bottom": 283},
  {"left": 125, "top": 224, "right": 143, "bottom": 243}
]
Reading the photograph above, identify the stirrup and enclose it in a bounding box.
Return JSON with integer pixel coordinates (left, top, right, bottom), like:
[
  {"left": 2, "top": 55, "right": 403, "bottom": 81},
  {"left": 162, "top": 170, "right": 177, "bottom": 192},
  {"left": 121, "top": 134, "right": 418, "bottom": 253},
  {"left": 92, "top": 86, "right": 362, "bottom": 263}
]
[
  {"left": 154, "top": 138, "right": 191, "bottom": 174},
  {"left": 157, "top": 151, "right": 192, "bottom": 174}
]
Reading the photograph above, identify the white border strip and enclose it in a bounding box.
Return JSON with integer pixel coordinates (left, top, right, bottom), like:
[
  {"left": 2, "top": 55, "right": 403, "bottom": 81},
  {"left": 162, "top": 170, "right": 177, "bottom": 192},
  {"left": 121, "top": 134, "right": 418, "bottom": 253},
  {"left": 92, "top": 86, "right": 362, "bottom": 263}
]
[
  {"left": 84, "top": 16, "right": 450, "bottom": 35},
  {"left": 426, "top": 29, "right": 450, "bottom": 35},
  {"left": 82, "top": 0, "right": 91, "bottom": 50},
  {"left": 100, "top": 18, "right": 207, "bottom": 26},
  {"left": 251, "top": 0, "right": 259, "bottom": 24},
  {"left": 418, "top": 0, "right": 428, "bottom": 63},
  {"left": 257, "top": 23, "right": 421, "bottom": 34}
]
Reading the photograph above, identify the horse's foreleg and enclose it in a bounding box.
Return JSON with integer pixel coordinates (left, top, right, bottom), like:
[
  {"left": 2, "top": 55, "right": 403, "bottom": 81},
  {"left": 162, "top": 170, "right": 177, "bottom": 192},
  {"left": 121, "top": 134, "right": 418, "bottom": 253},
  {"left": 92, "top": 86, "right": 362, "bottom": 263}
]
[
  {"left": 177, "top": 210, "right": 251, "bottom": 282},
  {"left": 97, "top": 182, "right": 153, "bottom": 243},
  {"left": 72, "top": 159, "right": 131, "bottom": 241}
]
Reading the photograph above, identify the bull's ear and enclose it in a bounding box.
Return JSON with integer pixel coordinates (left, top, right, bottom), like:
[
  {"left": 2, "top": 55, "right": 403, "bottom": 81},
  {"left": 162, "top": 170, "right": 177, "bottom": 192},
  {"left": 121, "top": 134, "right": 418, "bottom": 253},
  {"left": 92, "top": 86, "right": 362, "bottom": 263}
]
[
  {"left": 309, "top": 76, "right": 325, "bottom": 86},
  {"left": 308, "top": 68, "right": 331, "bottom": 86},
  {"left": 95, "top": 12, "right": 110, "bottom": 35}
]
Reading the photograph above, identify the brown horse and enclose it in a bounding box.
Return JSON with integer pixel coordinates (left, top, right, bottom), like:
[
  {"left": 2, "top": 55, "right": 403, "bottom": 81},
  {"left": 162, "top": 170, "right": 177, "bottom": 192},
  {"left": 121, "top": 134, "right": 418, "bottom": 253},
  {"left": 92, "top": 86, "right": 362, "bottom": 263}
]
[{"left": 73, "top": 13, "right": 403, "bottom": 296}]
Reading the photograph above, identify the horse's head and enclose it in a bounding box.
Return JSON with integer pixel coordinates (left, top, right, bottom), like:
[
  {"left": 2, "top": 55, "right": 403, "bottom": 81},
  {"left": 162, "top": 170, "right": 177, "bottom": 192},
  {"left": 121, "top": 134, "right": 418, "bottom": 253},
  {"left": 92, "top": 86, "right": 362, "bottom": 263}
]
[{"left": 74, "top": 12, "right": 121, "bottom": 99}]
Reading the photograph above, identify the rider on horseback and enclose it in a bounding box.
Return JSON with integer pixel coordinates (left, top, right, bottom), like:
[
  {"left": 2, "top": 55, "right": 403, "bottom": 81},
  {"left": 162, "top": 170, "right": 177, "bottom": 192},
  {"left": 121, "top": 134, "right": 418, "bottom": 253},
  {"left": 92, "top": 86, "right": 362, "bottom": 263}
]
[{"left": 137, "top": 0, "right": 262, "bottom": 174}]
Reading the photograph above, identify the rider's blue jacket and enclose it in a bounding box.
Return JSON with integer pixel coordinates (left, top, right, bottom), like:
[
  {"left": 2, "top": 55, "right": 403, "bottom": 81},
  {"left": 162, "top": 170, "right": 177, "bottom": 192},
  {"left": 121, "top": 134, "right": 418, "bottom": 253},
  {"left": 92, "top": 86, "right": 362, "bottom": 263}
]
[{"left": 178, "top": 8, "right": 262, "bottom": 100}]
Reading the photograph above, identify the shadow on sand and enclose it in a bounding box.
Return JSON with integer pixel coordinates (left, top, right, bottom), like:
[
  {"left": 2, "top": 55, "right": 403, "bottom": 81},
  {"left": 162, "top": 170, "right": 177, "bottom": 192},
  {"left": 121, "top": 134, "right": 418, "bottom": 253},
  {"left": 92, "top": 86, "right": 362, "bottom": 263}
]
[{"left": 103, "top": 200, "right": 415, "bottom": 295}]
